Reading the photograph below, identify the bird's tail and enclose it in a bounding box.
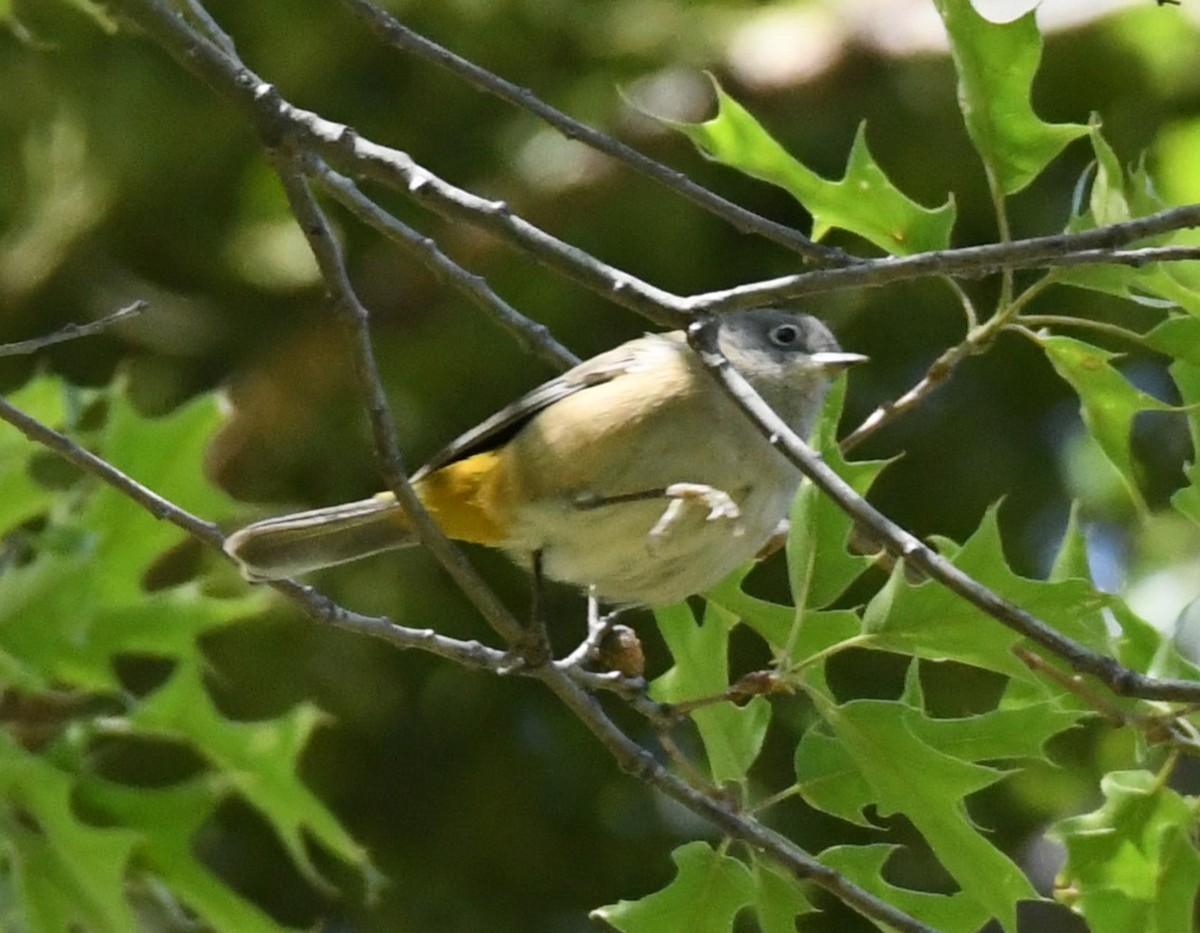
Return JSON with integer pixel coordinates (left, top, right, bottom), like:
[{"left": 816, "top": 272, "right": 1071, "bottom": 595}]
[{"left": 223, "top": 493, "right": 416, "bottom": 581}]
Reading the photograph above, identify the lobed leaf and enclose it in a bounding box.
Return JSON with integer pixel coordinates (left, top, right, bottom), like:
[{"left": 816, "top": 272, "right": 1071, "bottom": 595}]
[
  {"left": 1039, "top": 334, "right": 1175, "bottom": 509},
  {"left": 667, "top": 80, "right": 954, "bottom": 255},
  {"left": 1052, "top": 769, "right": 1200, "bottom": 933},
  {"left": 0, "top": 733, "right": 140, "bottom": 933},
  {"left": 820, "top": 845, "right": 992, "bottom": 933},
  {"left": 788, "top": 377, "right": 891, "bottom": 613},
  {"left": 652, "top": 602, "right": 771, "bottom": 784},
  {"left": 129, "top": 663, "right": 367, "bottom": 887},
  {"left": 864, "top": 505, "right": 1110, "bottom": 677},
  {"left": 933, "top": 0, "right": 1087, "bottom": 194},
  {"left": 592, "top": 841, "right": 755, "bottom": 933},
  {"left": 804, "top": 695, "right": 1037, "bottom": 931},
  {"left": 78, "top": 777, "right": 292, "bottom": 933}
]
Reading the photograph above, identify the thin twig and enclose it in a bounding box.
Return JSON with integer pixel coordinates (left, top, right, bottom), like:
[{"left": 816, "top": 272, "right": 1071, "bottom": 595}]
[
  {"left": 1018, "top": 315, "right": 1148, "bottom": 345},
  {"left": 272, "top": 160, "right": 531, "bottom": 651},
  {"left": 307, "top": 157, "right": 579, "bottom": 371},
  {"left": 0, "top": 301, "right": 151, "bottom": 358},
  {"left": 687, "top": 314, "right": 1200, "bottom": 703},
  {"left": 841, "top": 274, "right": 1054, "bottom": 451},
  {"left": 687, "top": 238, "right": 1200, "bottom": 312},
  {"left": 0, "top": 393, "right": 547, "bottom": 672},
  {"left": 337, "top": 0, "right": 855, "bottom": 268},
  {"left": 2, "top": 387, "right": 931, "bottom": 930}
]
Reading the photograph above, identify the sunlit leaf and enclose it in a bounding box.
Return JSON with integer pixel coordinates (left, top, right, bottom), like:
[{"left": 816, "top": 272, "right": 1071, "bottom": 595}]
[
  {"left": 1039, "top": 334, "right": 1175, "bottom": 509},
  {"left": 933, "top": 0, "right": 1087, "bottom": 194},
  {"left": 1052, "top": 770, "right": 1200, "bottom": 933},
  {"left": 667, "top": 80, "right": 954, "bottom": 254},
  {"left": 806, "top": 695, "right": 1037, "bottom": 930},
  {"left": 820, "top": 845, "right": 992, "bottom": 933},
  {"left": 0, "top": 376, "right": 65, "bottom": 533},
  {"left": 78, "top": 384, "right": 240, "bottom": 602},
  {"left": 592, "top": 841, "right": 754, "bottom": 933},
  {"left": 652, "top": 602, "right": 770, "bottom": 784},
  {"left": 0, "top": 734, "right": 139, "bottom": 933},
  {"left": 788, "top": 377, "right": 890, "bottom": 612},
  {"left": 79, "top": 777, "right": 289, "bottom": 933},
  {"left": 864, "top": 505, "right": 1110, "bottom": 675},
  {"left": 796, "top": 692, "right": 1082, "bottom": 831},
  {"left": 749, "top": 858, "right": 816, "bottom": 933},
  {"left": 1163, "top": 355, "right": 1200, "bottom": 526}
]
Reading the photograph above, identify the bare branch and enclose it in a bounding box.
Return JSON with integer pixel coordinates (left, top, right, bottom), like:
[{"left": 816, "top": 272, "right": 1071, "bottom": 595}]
[
  {"left": 0, "top": 300, "right": 150, "bottom": 358},
  {"left": 688, "top": 220, "right": 1200, "bottom": 311},
  {"left": 687, "top": 314, "right": 1200, "bottom": 704},
  {"left": 337, "top": 0, "right": 855, "bottom": 267},
  {"left": 273, "top": 160, "right": 532, "bottom": 650},
  {"left": 308, "top": 157, "right": 579, "bottom": 371}
]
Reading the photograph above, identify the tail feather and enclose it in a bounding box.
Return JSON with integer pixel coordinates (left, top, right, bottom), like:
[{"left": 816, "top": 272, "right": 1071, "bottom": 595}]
[{"left": 224, "top": 494, "right": 415, "bottom": 581}]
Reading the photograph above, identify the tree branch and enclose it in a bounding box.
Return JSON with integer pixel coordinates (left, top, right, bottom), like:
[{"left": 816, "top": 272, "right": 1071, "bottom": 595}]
[
  {"left": 107, "top": 0, "right": 689, "bottom": 326},
  {"left": 687, "top": 233, "right": 1200, "bottom": 311},
  {"left": 306, "top": 156, "right": 579, "bottom": 371},
  {"left": 272, "top": 160, "right": 532, "bottom": 651},
  {"left": 0, "top": 301, "right": 150, "bottom": 358},
  {"left": 336, "top": 0, "right": 856, "bottom": 267}
]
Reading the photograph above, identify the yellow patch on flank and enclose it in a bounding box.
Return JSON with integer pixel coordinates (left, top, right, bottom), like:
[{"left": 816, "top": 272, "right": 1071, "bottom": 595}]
[{"left": 413, "top": 451, "right": 514, "bottom": 545}]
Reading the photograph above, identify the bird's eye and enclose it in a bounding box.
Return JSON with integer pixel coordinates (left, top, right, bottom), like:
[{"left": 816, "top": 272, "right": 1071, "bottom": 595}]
[{"left": 770, "top": 323, "right": 801, "bottom": 347}]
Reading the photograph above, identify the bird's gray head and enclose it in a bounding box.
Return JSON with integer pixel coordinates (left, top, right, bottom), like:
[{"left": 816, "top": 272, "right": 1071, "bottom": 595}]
[{"left": 716, "top": 307, "right": 867, "bottom": 431}]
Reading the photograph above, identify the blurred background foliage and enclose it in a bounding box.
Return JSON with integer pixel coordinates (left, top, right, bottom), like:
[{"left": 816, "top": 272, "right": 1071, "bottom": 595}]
[{"left": 3, "top": 0, "right": 1200, "bottom": 930}]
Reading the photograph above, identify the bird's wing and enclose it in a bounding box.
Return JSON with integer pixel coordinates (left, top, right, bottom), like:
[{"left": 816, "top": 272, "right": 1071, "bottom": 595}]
[{"left": 413, "top": 334, "right": 677, "bottom": 480}]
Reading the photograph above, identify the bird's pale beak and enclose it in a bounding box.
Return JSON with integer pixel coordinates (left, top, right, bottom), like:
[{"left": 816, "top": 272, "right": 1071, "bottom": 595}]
[{"left": 810, "top": 351, "right": 870, "bottom": 371}]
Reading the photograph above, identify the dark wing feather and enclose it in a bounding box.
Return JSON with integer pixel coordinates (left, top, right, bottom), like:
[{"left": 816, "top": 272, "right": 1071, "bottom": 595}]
[{"left": 412, "top": 343, "right": 650, "bottom": 480}]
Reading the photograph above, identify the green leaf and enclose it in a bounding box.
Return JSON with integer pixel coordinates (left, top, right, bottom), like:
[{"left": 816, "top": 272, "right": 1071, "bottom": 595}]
[
  {"left": 820, "top": 845, "right": 992, "bottom": 933},
  {"left": 1052, "top": 770, "right": 1200, "bottom": 933},
  {"left": 933, "top": 0, "right": 1087, "bottom": 194},
  {"left": 749, "top": 857, "right": 815, "bottom": 933},
  {"left": 864, "top": 505, "right": 1110, "bottom": 676},
  {"left": 1040, "top": 334, "right": 1175, "bottom": 509},
  {"left": 129, "top": 664, "right": 366, "bottom": 886},
  {"left": 668, "top": 80, "right": 954, "bottom": 254},
  {"left": 79, "top": 385, "right": 240, "bottom": 602},
  {"left": 652, "top": 602, "right": 770, "bottom": 784},
  {"left": 592, "top": 841, "right": 754, "bottom": 933},
  {"left": 1165, "top": 356, "right": 1200, "bottom": 526},
  {"left": 1048, "top": 502, "right": 1092, "bottom": 583},
  {"left": 808, "top": 696, "right": 1037, "bottom": 930},
  {"left": 796, "top": 689, "right": 1083, "bottom": 831},
  {"left": 0, "top": 376, "right": 65, "bottom": 534},
  {"left": 1059, "top": 125, "right": 1200, "bottom": 311},
  {"left": 0, "top": 734, "right": 140, "bottom": 933},
  {"left": 79, "top": 777, "right": 292, "bottom": 933},
  {"left": 788, "top": 378, "right": 890, "bottom": 612}
]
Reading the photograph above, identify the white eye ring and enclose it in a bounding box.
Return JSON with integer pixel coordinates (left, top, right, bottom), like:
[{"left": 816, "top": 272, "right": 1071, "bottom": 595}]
[{"left": 770, "top": 323, "right": 801, "bottom": 347}]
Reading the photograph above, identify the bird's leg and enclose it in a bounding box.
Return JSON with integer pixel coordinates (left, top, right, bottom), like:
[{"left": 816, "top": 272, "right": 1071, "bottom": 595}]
[
  {"left": 561, "top": 588, "right": 619, "bottom": 667},
  {"left": 514, "top": 549, "right": 552, "bottom": 668}
]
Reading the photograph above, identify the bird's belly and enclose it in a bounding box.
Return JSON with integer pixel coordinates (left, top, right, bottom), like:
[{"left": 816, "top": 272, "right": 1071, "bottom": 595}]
[{"left": 501, "top": 478, "right": 798, "bottom": 605}]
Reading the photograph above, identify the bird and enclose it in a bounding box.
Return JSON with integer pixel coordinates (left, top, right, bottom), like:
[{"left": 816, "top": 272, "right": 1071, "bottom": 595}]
[{"left": 224, "top": 308, "right": 865, "bottom": 606}]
